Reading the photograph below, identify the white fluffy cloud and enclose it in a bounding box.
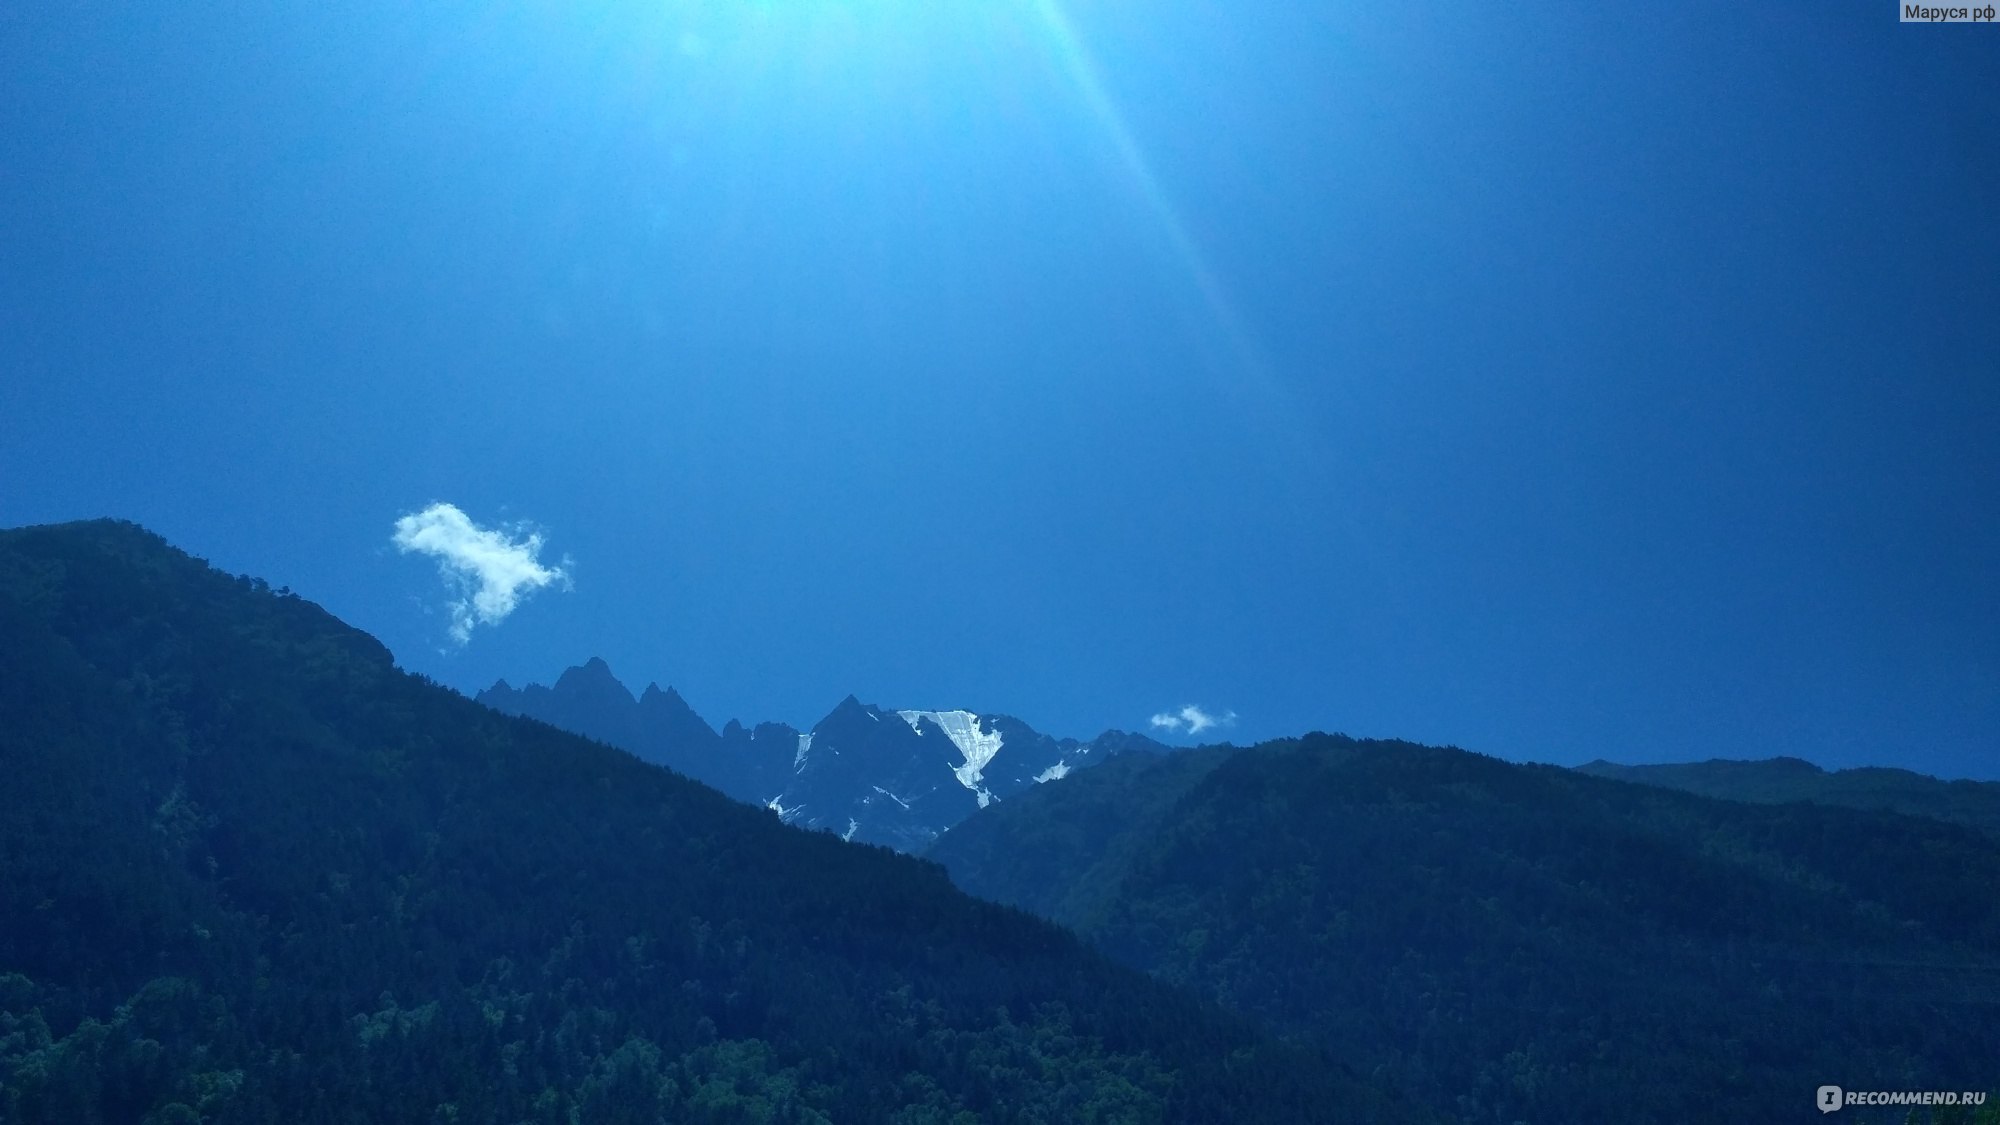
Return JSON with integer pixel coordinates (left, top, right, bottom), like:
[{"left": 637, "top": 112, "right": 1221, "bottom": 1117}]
[
  {"left": 392, "top": 502, "right": 570, "bottom": 644},
  {"left": 1149, "top": 704, "right": 1237, "bottom": 737}
]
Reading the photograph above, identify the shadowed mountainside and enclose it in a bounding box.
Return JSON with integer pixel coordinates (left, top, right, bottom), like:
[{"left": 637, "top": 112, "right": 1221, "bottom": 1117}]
[
  {"left": 930, "top": 735, "right": 2000, "bottom": 1125},
  {"left": 0, "top": 520, "right": 1414, "bottom": 1125},
  {"left": 1575, "top": 756, "right": 2000, "bottom": 840}
]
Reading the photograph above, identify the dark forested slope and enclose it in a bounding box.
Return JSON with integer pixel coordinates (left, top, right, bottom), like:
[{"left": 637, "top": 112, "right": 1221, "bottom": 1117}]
[
  {"left": 0, "top": 520, "right": 1414, "bottom": 1125},
  {"left": 930, "top": 735, "right": 2000, "bottom": 1125},
  {"left": 1576, "top": 756, "right": 2000, "bottom": 840}
]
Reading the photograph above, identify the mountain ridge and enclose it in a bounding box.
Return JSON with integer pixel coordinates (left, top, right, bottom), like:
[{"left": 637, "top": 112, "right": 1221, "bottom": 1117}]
[
  {"left": 1575, "top": 756, "right": 2000, "bottom": 840},
  {"left": 479, "top": 658, "right": 1169, "bottom": 850},
  {"left": 930, "top": 733, "right": 2000, "bottom": 1125},
  {"left": 0, "top": 517, "right": 1408, "bottom": 1123}
]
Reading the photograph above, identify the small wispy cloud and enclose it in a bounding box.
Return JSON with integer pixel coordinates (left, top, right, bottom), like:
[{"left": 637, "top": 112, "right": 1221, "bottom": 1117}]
[
  {"left": 391, "top": 502, "right": 570, "bottom": 644},
  {"left": 1149, "top": 704, "right": 1237, "bottom": 737}
]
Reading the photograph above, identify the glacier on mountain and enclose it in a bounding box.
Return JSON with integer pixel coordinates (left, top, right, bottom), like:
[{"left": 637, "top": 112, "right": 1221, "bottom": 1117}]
[{"left": 898, "top": 710, "right": 1003, "bottom": 808}]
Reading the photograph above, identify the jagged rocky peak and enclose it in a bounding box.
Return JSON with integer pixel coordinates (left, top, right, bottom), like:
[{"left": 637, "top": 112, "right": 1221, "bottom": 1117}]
[
  {"left": 641, "top": 682, "right": 686, "bottom": 706},
  {"left": 639, "top": 681, "right": 713, "bottom": 723},
  {"left": 825, "top": 693, "right": 883, "bottom": 721},
  {"left": 478, "top": 659, "right": 1171, "bottom": 852},
  {"left": 553, "top": 656, "right": 634, "bottom": 702}
]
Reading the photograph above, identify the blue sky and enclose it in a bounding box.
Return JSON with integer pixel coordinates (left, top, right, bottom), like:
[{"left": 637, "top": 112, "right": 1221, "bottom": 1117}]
[{"left": 3, "top": 1, "right": 1994, "bottom": 777}]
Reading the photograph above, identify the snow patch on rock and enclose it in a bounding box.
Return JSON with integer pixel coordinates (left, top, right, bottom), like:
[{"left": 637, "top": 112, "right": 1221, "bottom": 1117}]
[{"left": 898, "top": 709, "right": 1004, "bottom": 806}]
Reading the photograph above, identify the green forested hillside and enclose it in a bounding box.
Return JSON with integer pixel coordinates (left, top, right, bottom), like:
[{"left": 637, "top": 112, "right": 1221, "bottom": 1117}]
[
  {"left": 930, "top": 735, "right": 2000, "bottom": 1125},
  {"left": 916, "top": 747, "right": 1237, "bottom": 929},
  {"left": 0, "top": 521, "right": 1416, "bottom": 1124},
  {"left": 1575, "top": 757, "right": 2000, "bottom": 840}
]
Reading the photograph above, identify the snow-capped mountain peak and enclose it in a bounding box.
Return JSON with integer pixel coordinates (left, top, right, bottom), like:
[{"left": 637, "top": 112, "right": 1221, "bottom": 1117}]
[
  {"left": 478, "top": 660, "right": 1172, "bottom": 852},
  {"left": 897, "top": 710, "right": 1005, "bottom": 807}
]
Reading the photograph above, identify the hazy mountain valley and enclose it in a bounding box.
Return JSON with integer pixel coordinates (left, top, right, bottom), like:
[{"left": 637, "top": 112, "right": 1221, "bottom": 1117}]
[
  {"left": 4, "top": 520, "right": 1994, "bottom": 1123},
  {"left": 0, "top": 522, "right": 1401, "bottom": 1124},
  {"left": 482, "top": 655, "right": 2000, "bottom": 1124}
]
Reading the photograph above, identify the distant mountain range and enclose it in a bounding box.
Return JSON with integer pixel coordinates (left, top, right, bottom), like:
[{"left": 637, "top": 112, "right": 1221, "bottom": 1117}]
[
  {"left": 931, "top": 736, "right": 2000, "bottom": 1125},
  {"left": 478, "top": 659, "right": 1168, "bottom": 851},
  {"left": 1575, "top": 756, "right": 2000, "bottom": 839},
  {"left": 13, "top": 517, "right": 1993, "bottom": 1123},
  {"left": 0, "top": 519, "right": 1396, "bottom": 1123}
]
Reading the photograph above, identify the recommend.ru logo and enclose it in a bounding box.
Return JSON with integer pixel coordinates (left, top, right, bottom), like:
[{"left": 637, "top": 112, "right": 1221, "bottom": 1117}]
[{"left": 1817, "top": 1085, "right": 1989, "bottom": 1113}]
